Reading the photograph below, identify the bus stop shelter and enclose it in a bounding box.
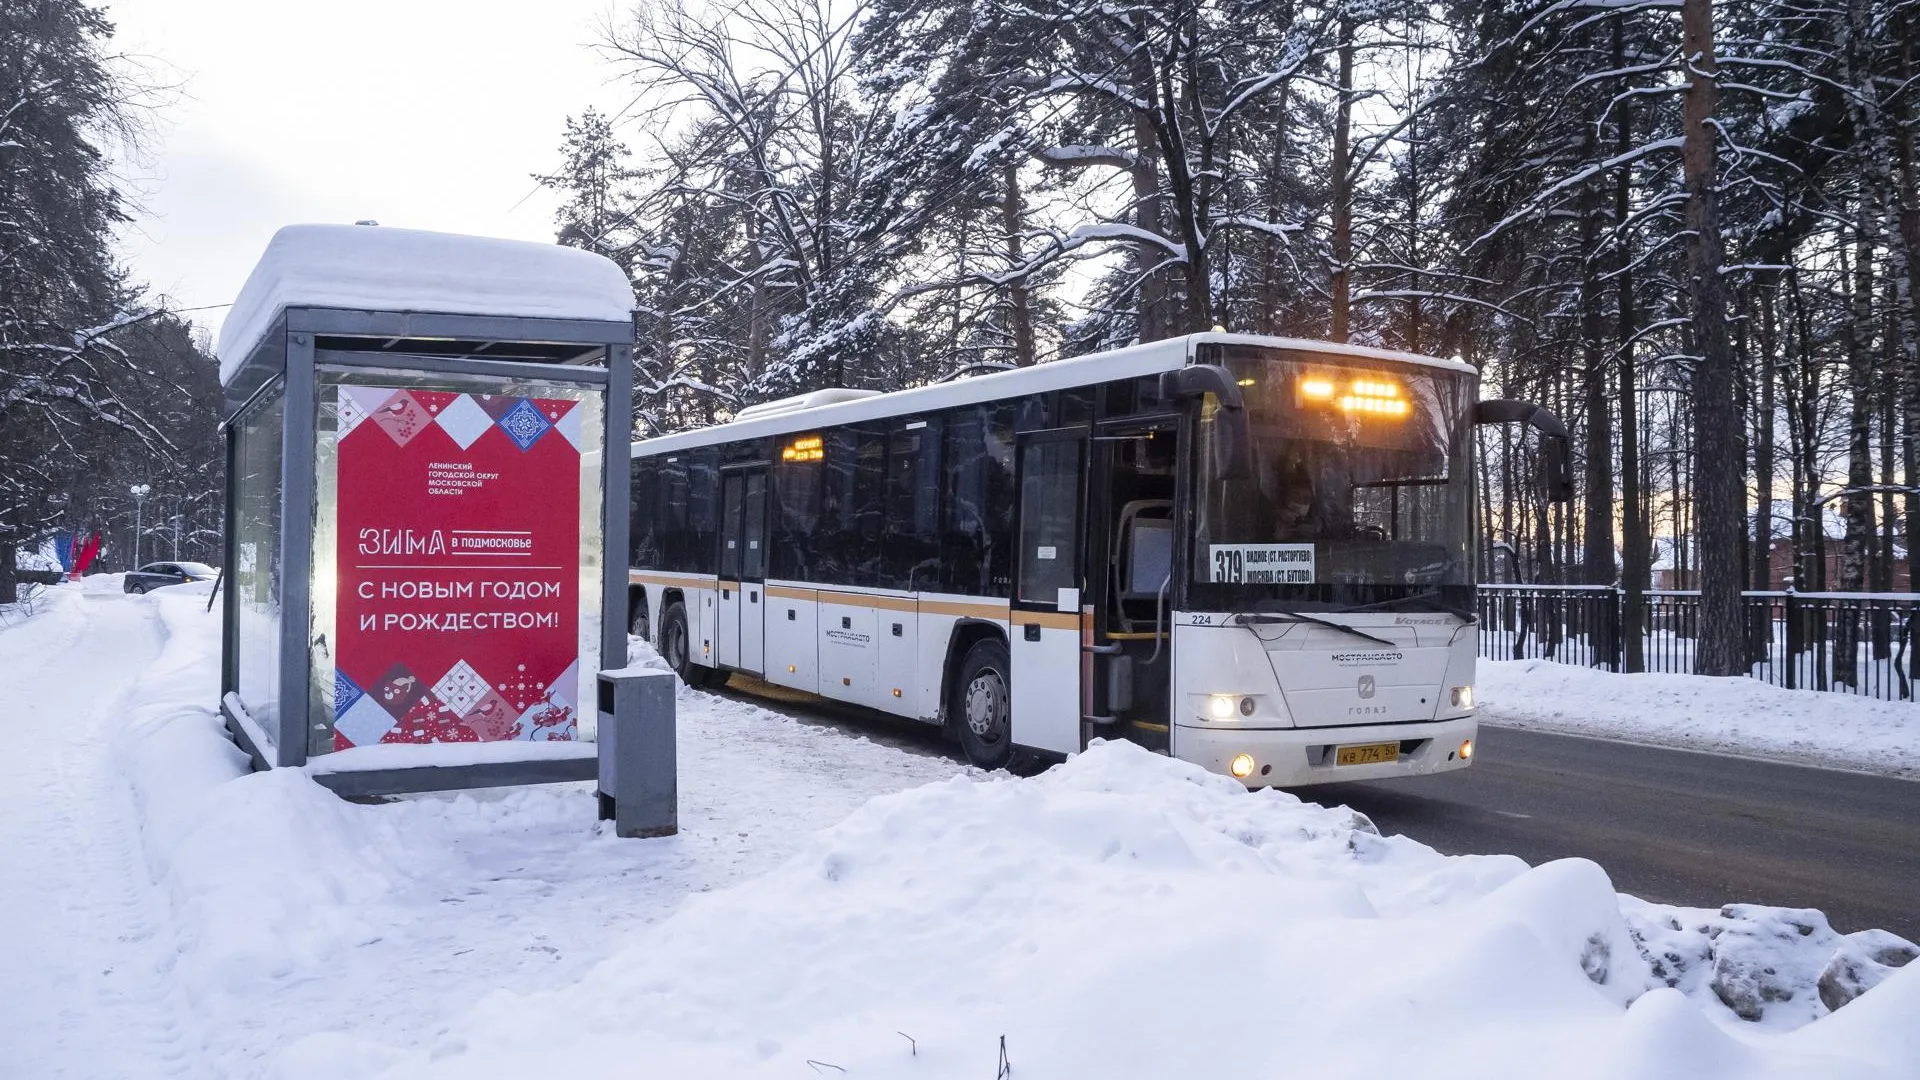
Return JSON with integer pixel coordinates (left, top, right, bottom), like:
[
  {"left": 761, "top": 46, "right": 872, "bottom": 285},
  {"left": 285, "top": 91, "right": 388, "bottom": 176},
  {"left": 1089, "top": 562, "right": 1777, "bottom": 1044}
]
[{"left": 216, "top": 224, "right": 634, "bottom": 796}]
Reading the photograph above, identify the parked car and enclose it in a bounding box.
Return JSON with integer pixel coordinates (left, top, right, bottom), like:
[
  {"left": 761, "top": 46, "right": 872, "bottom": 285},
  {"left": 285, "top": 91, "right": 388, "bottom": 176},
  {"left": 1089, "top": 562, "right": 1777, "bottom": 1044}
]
[{"left": 123, "top": 561, "right": 218, "bottom": 594}]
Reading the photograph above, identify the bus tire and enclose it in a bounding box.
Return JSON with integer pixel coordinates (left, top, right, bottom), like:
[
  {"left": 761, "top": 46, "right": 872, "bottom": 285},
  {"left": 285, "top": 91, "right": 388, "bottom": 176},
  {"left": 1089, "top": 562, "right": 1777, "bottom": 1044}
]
[
  {"left": 629, "top": 591, "right": 650, "bottom": 643},
  {"left": 660, "top": 600, "right": 719, "bottom": 688},
  {"left": 952, "top": 637, "right": 1013, "bottom": 770}
]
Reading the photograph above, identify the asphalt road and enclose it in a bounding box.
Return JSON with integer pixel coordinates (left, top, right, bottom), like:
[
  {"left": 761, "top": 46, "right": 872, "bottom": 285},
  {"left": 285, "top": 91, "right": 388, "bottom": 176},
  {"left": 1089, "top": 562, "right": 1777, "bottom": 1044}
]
[
  {"left": 717, "top": 679, "right": 1920, "bottom": 942},
  {"left": 1306, "top": 726, "right": 1920, "bottom": 941}
]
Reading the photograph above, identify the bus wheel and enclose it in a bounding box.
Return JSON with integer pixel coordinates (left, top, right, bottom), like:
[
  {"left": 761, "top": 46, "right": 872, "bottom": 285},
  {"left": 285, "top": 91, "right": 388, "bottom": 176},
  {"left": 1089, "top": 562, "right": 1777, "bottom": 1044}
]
[
  {"left": 661, "top": 600, "right": 723, "bottom": 688},
  {"left": 629, "top": 594, "right": 650, "bottom": 643},
  {"left": 953, "top": 638, "right": 1013, "bottom": 770},
  {"left": 661, "top": 601, "right": 699, "bottom": 685}
]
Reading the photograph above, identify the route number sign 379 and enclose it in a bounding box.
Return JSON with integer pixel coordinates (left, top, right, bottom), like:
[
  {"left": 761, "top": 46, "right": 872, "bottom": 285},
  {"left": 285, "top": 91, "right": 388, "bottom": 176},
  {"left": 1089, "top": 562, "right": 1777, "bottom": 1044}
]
[{"left": 1208, "top": 544, "right": 1316, "bottom": 584}]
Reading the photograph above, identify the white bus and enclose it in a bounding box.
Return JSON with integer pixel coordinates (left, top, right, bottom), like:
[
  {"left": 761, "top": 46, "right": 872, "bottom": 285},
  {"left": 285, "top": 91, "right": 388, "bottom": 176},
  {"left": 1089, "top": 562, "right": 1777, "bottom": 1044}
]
[{"left": 627, "top": 333, "right": 1569, "bottom": 786}]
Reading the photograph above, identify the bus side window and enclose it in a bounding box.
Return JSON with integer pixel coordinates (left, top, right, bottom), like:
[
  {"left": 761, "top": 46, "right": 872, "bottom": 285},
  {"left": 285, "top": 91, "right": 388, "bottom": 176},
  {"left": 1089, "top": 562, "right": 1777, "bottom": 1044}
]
[
  {"left": 853, "top": 426, "right": 887, "bottom": 586},
  {"left": 940, "top": 407, "right": 986, "bottom": 595},
  {"left": 1058, "top": 387, "right": 1094, "bottom": 428},
  {"left": 820, "top": 425, "right": 884, "bottom": 585},
  {"left": 772, "top": 453, "right": 820, "bottom": 582},
  {"left": 886, "top": 417, "right": 941, "bottom": 590},
  {"left": 984, "top": 402, "right": 1016, "bottom": 590},
  {"left": 940, "top": 403, "right": 1014, "bottom": 596},
  {"left": 657, "top": 455, "right": 690, "bottom": 571},
  {"left": 630, "top": 458, "right": 659, "bottom": 567},
  {"left": 689, "top": 447, "right": 721, "bottom": 573}
]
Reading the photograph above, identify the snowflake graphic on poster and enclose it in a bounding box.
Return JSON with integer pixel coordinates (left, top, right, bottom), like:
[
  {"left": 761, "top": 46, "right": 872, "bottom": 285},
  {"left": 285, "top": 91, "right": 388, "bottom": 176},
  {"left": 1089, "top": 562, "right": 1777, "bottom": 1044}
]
[{"left": 496, "top": 397, "right": 552, "bottom": 452}]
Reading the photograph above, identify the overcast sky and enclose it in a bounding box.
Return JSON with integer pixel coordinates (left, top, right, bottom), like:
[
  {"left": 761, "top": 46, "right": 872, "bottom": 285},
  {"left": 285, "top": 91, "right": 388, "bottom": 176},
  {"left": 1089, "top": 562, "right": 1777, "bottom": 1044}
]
[{"left": 108, "top": 0, "right": 634, "bottom": 342}]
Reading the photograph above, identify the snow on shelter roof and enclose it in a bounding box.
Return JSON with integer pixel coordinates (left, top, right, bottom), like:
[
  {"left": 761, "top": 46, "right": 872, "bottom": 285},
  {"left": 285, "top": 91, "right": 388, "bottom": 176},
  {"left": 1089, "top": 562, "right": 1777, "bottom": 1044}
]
[{"left": 216, "top": 224, "right": 636, "bottom": 385}]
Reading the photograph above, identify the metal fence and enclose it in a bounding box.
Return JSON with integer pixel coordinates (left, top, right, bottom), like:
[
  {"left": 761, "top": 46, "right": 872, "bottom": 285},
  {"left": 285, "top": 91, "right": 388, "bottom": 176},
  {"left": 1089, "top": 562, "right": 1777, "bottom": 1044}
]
[{"left": 1477, "top": 584, "right": 1920, "bottom": 701}]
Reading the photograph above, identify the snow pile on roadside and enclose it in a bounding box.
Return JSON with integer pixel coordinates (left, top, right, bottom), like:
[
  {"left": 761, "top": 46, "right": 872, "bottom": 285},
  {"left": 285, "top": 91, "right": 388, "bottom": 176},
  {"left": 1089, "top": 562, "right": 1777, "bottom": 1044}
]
[
  {"left": 115, "top": 583, "right": 417, "bottom": 986},
  {"left": 70, "top": 585, "right": 966, "bottom": 1069},
  {"left": 1481, "top": 659, "right": 1920, "bottom": 779},
  {"left": 281, "top": 742, "right": 1919, "bottom": 1080},
  {"left": 1623, "top": 897, "right": 1920, "bottom": 1028}
]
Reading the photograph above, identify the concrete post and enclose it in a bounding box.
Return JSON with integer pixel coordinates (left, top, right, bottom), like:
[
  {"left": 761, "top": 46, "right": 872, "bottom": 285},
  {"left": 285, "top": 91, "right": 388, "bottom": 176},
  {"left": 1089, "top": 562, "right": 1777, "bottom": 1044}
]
[{"left": 596, "top": 667, "right": 677, "bottom": 838}]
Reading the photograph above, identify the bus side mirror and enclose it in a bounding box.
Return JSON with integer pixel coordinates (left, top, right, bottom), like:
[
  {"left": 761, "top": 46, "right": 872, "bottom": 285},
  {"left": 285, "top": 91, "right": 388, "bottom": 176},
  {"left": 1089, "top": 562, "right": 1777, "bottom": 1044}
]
[
  {"left": 1161, "top": 365, "right": 1250, "bottom": 480},
  {"left": 1474, "top": 399, "right": 1573, "bottom": 504}
]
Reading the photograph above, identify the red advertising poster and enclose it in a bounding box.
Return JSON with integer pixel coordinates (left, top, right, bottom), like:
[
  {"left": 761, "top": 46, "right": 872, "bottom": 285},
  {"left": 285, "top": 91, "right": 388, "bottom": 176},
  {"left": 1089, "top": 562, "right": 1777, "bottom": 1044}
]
[{"left": 330, "top": 386, "right": 583, "bottom": 750}]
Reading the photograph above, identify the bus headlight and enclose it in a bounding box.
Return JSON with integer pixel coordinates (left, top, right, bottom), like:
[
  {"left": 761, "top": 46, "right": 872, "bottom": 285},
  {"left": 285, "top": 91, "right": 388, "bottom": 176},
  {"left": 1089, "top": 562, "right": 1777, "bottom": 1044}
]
[
  {"left": 1229, "top": 754, "right": 1256, "bottom": 779},
  {"left": 1450, "top": 685, "right": 1474, "bottom": 710},
  {"left": 1206, "top": 694, "right": 1258, "bottom": 719}
]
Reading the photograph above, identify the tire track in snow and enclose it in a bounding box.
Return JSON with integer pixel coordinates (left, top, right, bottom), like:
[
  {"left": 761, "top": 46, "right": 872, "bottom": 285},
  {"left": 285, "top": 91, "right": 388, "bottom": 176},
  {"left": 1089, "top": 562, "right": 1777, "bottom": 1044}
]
[{"left": 0, "top": 591, "right": 205, "bottom": 1078}]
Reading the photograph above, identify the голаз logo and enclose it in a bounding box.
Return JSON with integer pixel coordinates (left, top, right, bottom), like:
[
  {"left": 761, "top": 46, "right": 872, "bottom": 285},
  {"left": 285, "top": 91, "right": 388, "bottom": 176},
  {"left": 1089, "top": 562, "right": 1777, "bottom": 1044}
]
[{"left": 1357, "top": 675, "right": 1377, "bottom": 699}]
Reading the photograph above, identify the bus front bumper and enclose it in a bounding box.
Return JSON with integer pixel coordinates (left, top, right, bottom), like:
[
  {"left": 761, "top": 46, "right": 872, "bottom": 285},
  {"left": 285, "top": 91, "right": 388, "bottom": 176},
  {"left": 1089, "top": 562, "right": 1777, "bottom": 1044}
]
[{"left": 1174, "top": 715, "right": 1479, "bottom": 789}]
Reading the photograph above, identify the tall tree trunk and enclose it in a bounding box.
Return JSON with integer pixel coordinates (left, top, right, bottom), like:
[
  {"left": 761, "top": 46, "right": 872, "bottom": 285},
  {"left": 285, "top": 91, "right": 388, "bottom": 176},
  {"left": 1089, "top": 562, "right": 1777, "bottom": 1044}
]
[
  {"left": 1580, "top": 117, "right": 1615, "bottom": 588},
  {"left": 1755, "top": 279, "right": 1779, "bottom": 591},
  {"left": 1879, "top": 326, "right": 1897, "bottom": 601},
  {"left": 1681, "top": 0, "right": 1745, "bottom": 676},
  {"left": 1788, "top": 269, "right": 1823, "bottom": 590},
  {"left": 1615, "top": 17, "right": 1646, "bottom": 670},
  {"left": 1329, "top": 13, "right": 1355, "bottom": 342},
  {"left": 1836, "top": 0, "right": 1881, "bottom": 685},
  {"left": 1894, "top": 23, "right": 1920, "bottom": 591},
  {"left": 1130, "top": 15, "right": 1171, "bottom": 343},
  {"left": 1256, "top": 86, "right": 1289, "bottom": 335},
  {"left": 1835, "top": 211, "right": 1876, "bottom": 687},
  {"left": 1002, "top": 162, "right": 1037, "bottom": 368},
  {"left": 746, "top": 213, "right": 770, "bottom": 392}
]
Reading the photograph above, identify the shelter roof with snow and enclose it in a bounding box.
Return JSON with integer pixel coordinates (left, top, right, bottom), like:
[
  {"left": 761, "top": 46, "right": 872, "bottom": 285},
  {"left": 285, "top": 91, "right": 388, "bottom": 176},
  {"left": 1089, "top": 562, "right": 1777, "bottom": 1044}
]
[{"left": 217, "top": 224, "right": 635, "bottom": 404}]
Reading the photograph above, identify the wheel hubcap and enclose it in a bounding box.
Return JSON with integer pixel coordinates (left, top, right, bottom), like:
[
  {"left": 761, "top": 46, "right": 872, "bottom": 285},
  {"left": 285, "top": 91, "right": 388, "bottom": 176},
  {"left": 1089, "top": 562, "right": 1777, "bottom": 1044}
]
[{"left": 964, "top": 668, "right": 1008, "bottom": 741}]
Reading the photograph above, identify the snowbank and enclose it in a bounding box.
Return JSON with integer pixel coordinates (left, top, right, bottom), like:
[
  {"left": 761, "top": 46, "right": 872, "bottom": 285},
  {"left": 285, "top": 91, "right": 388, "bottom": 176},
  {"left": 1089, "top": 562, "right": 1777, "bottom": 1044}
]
[
  {"left": 1481, "top": 659, "right": 1920, "bottom": 779},
  {"left": 278, "top": 743, "right": 1916, "bottom": 1080},
  {"left": 217, "top": 224, "right": 636, "bottom": 383}
]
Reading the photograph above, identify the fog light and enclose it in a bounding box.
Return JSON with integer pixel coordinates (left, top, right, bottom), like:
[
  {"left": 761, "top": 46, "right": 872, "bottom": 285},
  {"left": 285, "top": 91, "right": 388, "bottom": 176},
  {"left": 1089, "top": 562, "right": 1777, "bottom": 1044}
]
[
  {"left": 1229, "top": 753, "right": 1256, "bottom": 779},
  {"left": 1450, "top": 685, "right": 1474, "bottom": 710},
  {"left": 1207, "top": 694, "right": 1238, "bottom": 720},
  {"left": 1460, "top": 739, "right": 1474, "bottom": 760},
  {"left": 1239, "top": 696, "right": 1256, "bottom": 716}
]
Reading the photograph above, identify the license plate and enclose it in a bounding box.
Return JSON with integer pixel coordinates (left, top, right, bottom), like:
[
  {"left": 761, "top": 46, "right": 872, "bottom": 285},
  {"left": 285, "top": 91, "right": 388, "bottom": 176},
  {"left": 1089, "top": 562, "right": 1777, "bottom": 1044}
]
[{"left": 1335, "top": 742, "right": 1400, "bottom": 766}]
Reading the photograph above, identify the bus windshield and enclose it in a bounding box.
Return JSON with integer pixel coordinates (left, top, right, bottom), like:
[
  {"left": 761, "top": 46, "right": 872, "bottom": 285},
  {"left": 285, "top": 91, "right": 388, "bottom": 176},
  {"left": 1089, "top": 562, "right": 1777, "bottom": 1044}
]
[{"left": 1188, "top": 345, "right": 1475, "bottom": 612}]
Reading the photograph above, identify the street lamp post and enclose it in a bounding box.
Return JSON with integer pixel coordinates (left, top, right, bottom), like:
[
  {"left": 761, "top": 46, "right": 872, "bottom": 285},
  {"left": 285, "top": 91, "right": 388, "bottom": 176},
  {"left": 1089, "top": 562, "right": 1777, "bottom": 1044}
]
[{"left": 130, "top": 484, "right": 150, "bottom": 567}]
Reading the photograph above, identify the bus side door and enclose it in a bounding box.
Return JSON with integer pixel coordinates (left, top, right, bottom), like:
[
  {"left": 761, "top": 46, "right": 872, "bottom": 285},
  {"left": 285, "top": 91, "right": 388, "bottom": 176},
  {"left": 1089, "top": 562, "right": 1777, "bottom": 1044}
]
[
  {"left": 717, "top": 468, "right": 768, "bottom": 674},
  {"left": 1010, "top": 430, "right": 1086, "bottom": 755}
]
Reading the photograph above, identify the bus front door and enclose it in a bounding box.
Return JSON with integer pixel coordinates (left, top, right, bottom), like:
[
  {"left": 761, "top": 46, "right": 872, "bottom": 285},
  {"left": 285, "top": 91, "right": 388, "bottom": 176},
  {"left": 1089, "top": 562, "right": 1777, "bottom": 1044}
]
[
  {"left": 1010, "top": 431, "right": 1086, "bottom": 756},
  {"left": 717, "top": 469, "right": 768, "bottom": 674}
]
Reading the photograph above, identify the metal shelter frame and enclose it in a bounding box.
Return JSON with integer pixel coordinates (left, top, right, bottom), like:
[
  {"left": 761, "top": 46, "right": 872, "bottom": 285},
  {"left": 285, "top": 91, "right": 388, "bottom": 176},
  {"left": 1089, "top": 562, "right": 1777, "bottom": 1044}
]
[{"left": 219, "top": 306, "right": 633, "bottom": 795}]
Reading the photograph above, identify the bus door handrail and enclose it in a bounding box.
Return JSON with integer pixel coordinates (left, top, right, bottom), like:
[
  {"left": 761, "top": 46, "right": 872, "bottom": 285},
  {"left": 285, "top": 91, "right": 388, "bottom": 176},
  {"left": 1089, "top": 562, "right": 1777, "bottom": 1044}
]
[{"left": 1149, "top": 573, "right": 1171, "bottom": 665}]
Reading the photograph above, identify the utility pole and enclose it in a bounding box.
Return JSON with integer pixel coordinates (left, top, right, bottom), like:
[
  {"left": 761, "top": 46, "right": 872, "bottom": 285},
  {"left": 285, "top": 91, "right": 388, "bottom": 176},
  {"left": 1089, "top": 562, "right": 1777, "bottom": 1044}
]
[{"left": 130, "top": 484, "right": 150, "bottom": 568}]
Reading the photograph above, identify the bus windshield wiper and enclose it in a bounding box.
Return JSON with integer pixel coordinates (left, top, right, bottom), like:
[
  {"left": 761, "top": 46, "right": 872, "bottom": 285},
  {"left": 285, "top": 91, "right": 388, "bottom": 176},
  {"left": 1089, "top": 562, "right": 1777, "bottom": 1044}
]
[
  {"left": 1233, "top": 612, "right": 1398, "bottom": 648},
  {"left": 1333, "top": 590, "right": 1477, "bottom": 623}
]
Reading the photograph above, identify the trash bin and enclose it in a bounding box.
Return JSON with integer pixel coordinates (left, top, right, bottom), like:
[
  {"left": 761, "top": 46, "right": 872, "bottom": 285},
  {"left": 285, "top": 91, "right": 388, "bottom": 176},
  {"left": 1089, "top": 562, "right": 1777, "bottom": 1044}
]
[{"left": 596, "top": 667, "right": 677, "bottom": 838}]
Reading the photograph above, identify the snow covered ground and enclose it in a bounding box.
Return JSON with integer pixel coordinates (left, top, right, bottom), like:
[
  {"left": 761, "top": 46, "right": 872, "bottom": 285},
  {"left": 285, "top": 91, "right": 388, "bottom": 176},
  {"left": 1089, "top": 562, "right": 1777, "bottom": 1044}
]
[
  {"left": 2, "top": 584, "right": 1916, "bottom": 1079},
  {"left": 1481, "top": 659, "right": 1920, "bottom": 779}
]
